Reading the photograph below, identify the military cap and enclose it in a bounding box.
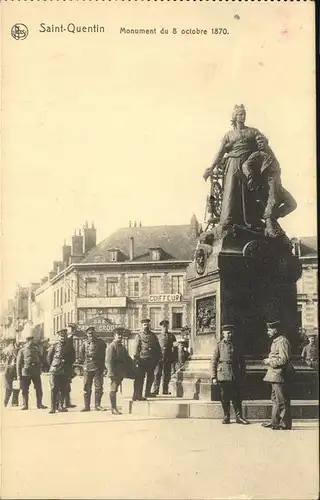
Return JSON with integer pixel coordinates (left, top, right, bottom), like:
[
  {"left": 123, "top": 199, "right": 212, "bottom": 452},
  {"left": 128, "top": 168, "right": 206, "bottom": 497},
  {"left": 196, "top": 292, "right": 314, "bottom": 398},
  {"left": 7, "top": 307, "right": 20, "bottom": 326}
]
[
  {"left": 159, "top": 319, "right": 169, "bottom": 326},
  {"left": 221, "top": 324, "right": 235, "bottom": 331},
  {"left": 306, "top": 331, "right": 317, "bottom": 338},
  {"left": 86, "top": 326, "right": 96, "bottom": 334},
  {"left": 267, "top": 320, "right": 281, "bottom": 329},
  {"left": 57, "top": 329, "right": 67, "bottom": 336},
  {"left": 113, "top": 327, "right": 126, "bottom": 334},
  {"left": 141, "top": 318, "right": 150, "bottom": 324}
]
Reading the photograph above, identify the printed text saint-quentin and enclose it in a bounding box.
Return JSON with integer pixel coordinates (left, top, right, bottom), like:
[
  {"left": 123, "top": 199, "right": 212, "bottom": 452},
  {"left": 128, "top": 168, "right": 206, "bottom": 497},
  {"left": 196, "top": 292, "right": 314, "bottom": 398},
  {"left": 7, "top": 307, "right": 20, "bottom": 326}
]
[{"left": 39, "top": 23, "right": 105, "bottom": 33}]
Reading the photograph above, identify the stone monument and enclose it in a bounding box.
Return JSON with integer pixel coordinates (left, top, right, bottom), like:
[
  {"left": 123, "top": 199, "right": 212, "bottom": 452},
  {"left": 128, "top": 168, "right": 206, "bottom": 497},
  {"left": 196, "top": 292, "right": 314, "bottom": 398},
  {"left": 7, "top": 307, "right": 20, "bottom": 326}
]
[{"left": 171, "top": 105, "right": 317, "bottom": 401}]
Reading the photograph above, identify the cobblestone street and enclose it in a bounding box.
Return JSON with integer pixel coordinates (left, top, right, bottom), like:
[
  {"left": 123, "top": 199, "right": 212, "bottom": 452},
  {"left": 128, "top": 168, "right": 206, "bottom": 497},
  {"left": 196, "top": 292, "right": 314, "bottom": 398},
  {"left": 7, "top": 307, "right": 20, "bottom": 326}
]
[{"left": 1, "top": 376, "right": 318, "bottom": 500}]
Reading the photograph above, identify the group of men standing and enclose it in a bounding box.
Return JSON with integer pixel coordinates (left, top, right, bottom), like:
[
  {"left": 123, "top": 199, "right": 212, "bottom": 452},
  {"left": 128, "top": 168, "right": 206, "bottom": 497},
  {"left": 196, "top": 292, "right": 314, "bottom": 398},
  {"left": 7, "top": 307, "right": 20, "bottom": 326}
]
[
  {"left": 5, "top": 335, "right": 48, "bottom": 410},
  {"left": 3, "top": 318, "right": 179, "bottom": 415},
  {"left": 48, "top": 325, "right": 133, "bottom": 415},
  {"left": 212, "top": 320, "right": 295, "bottom": 430},
  {"left": 132, "top": 318, "right": 176, "bottom": 400},
  {"left": 4, "top": 317, "right": 309, "bottom": 431}
]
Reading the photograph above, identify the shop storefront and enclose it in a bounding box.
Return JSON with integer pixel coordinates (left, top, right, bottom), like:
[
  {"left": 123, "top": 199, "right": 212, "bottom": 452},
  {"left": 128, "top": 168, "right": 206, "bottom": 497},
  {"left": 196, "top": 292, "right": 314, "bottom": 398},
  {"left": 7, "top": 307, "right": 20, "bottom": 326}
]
[{"left": 73, "top": 313, "right": 131, "bottom": 360}]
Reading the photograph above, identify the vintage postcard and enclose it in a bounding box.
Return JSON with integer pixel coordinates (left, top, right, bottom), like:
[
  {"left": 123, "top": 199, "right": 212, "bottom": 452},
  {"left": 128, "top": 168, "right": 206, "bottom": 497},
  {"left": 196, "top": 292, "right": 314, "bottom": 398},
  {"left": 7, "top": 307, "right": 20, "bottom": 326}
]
[{"left": 1, "top": 1, "right": 318, "bottom": 499}]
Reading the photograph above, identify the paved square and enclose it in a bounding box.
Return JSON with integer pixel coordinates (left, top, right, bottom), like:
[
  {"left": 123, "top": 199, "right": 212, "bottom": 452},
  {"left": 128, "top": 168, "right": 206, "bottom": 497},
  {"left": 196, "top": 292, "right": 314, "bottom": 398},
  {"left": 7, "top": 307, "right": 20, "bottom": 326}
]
[{"left": 1, "top": 377, "right": 318, "bottom": 500}]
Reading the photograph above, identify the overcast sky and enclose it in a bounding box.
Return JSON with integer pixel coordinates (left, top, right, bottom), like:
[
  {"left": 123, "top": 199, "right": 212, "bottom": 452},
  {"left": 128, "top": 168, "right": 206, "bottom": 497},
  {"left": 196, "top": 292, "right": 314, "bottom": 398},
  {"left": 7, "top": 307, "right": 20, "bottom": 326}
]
[{"left": 2, "top": 1, "right": 316, "bottom": 308}]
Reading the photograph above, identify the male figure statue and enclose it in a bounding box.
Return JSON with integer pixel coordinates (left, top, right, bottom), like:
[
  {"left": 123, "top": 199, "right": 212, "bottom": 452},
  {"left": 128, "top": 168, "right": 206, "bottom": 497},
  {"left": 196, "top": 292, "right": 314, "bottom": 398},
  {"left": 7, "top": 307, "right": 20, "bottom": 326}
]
[{"left": 242, "top": 135, "right": 297, "bottom": 237}]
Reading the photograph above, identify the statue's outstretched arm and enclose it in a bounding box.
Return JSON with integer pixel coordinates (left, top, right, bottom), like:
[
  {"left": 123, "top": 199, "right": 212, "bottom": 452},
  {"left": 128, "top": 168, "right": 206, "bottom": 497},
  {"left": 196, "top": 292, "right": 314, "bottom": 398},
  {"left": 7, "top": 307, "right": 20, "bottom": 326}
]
[
  {"left": 203, "top": 136, "right": 228, "bottom": 180},
  {"left": 211, "top": 141, "right": 228, "bottom": 168}
]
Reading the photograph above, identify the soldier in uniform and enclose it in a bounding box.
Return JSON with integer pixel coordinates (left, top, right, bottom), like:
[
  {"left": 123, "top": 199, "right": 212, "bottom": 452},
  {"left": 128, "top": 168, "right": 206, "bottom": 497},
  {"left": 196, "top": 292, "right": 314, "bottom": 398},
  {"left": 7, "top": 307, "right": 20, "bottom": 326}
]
[
  {"left": 177, "top": 332, "right": 190, "bottom": 370},
  {"left": 79, "top": 326, "right": 106, "bottom": 411},
  {"left": 106, "top": 327, "right": 134, "bottom": 415},
  {"left": 16, "top": 335, "right": 47, "bottom": 410},
  {"left": 132, "top": 318, "right": 161, "bottom": 401},
  {"left": 47, "top": 329, "right": 76, "bottom": 414},
  {"left": 211, "top": 325, "right": 249, "bottom": 425},
  {"left": 262, "top": 320, "right": 294, "bottom": 430},
  {"left": 3, "top": 344, "right": 20, "bottom": 407},
  {"left": 57, "top": 323, "right": 78, "bottom": 410},
  {"left": 301, "top": 333, "right": 318, "bottom": 369},
  {"left": 151, "top": 319, "right": 176, "bottom": 396}
]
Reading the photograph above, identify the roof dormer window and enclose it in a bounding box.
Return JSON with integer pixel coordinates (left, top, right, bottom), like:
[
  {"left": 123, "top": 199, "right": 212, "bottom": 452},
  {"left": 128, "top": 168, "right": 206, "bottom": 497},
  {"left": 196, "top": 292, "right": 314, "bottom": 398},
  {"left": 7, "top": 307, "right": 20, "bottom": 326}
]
[
  {"left": 150, "top": 249, "right": 161, "bottom": 261},
  {"left": 108, "top": 249, "right": 118, "bottom": 262}
]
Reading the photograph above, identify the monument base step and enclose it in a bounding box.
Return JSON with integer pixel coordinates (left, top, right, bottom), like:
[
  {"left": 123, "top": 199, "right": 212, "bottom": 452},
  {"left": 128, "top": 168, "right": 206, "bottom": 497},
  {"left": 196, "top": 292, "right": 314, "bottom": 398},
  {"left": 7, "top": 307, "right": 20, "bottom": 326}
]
[
  {"left": 170, "top": 358, "right": 319, "bottom": 400},
  {"left": 122, "top": 397, "right": 319, "bottom": 420}
]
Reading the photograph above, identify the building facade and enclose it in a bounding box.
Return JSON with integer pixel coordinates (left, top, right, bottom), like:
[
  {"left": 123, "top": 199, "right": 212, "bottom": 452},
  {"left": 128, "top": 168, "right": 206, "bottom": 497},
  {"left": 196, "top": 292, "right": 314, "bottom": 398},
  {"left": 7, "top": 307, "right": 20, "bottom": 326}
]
[
  {"left": 7, "top": 224, "right": 317, "bottom": 345},
  {"left": 29, "top": 279, "right": 53, "bottom": 341},
  {"left": 40, "top": 218, "right": 200, "bottom": 340},
  {"left": 292, "top": 237, "right": 318, "bottom": 335}
]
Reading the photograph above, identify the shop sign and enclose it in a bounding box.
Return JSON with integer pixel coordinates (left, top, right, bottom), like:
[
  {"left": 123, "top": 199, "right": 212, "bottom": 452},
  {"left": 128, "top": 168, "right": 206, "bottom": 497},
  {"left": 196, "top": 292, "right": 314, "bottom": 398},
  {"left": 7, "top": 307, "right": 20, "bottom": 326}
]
[
  {"left": 78, "top": 315, "right": 120, "bottom": 333},
  {"left": 77, "top": 297, "right": 126, "bottom": 308},
  {"left": 149, "top": 294, "right": 181, "bottom": 303}
]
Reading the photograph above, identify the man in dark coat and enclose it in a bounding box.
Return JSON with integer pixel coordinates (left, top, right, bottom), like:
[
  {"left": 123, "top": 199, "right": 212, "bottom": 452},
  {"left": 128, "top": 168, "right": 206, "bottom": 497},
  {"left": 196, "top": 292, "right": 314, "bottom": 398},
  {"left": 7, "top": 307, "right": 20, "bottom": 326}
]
[
  {"left": 78, "top": 327, "right": 106, "bottom": 411},
  {"left": 151, "top": 319, "right": 176, "bottom": 396},
  {"left": 16, "top": 335, "right": 47, "bottom": 410},
  {"left": 106, "top": 328, "right": 133, "bottom": 415},
  {"left": 301, "top": 333, "right": 318, "bottom": 369},
  {"left": 262, "top": 320, "right": 294, "bottom": 430},
  {"left": 4, "top": 344, "right": 20, "bottom": 407},
  {"left": 47, "top": 329, "right": 76, "bottom": 414},
  {"left": 211, "top": 325, "right": 249, "bottom": 424},
  {"left": 132, "top": 319, "right": 162, "bottom": 401},
  {"left": 57, "top": 323, "right": 77, "bottom": 410}
]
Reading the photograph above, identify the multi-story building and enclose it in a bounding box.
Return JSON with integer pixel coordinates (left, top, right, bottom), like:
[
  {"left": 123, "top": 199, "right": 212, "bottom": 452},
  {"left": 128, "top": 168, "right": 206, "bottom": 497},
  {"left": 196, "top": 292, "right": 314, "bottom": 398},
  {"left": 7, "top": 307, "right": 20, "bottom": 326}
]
[
  {"left": 292, "top": 237, "right": 318, "bottom": 335},
  {"left": 1, "top": 284, "right": 40, "bottom": 342},
  {"left": 13, "top": 223, "right": 317, "bottom": 346},
  {"left": 37, "top": 217, "right": 200, "bottom": 341},
  {"left": 29, "top": 278, "right": 52, "bottom": 341}
]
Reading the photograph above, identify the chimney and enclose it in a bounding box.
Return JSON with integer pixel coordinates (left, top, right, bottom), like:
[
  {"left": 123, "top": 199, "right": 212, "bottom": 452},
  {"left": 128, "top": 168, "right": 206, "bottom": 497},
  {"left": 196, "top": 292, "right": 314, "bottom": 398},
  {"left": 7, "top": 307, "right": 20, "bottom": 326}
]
[
  {"left": 53, "top": 261, "right": 64, "bottom": 273},
  {"left": 71, "top": 230, "right": 84, "bottom": 257},
  {"left": 48, "top": 270, "right": 56, "bottom": 280},
  {"left": 62, "top": 243, "right": 72, "bottom": 267},
  {"left": 82, "top": 221, "right": 97, "bottom": 254},
  {"left": 129, "top": 237, "right": 134, "bottom": 261},
  {"left": 57, "top": 263, "right": 65, "bottom": 273}
]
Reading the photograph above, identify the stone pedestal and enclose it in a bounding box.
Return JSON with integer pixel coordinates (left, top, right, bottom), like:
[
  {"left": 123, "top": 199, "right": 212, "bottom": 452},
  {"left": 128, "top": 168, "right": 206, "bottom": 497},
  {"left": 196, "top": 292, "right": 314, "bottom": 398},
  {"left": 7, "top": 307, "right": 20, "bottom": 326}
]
[{"left": 170, "top": 225, "right": 317, "bottom": 401}]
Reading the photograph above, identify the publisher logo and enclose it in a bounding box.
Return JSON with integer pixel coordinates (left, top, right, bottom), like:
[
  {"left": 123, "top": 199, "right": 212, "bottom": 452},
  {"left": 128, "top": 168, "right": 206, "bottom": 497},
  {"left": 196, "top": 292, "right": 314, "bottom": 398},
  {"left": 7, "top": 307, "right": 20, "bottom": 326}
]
[{"left": 11, "top": 24, "right": 29, "bottom": 40}]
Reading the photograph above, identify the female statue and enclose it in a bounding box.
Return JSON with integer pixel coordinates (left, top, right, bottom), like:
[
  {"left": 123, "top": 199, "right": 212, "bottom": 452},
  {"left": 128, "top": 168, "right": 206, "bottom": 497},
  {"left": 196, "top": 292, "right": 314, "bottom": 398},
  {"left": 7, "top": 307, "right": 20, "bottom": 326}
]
[{"left": 204, "top": 104, "right": 267, "bottom": 232}]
